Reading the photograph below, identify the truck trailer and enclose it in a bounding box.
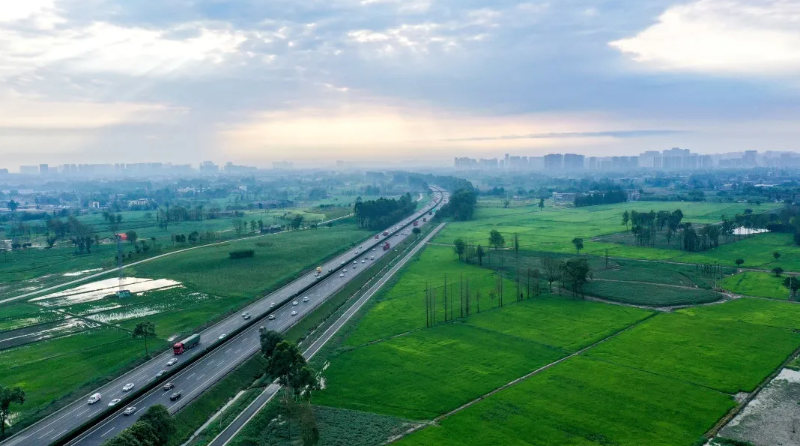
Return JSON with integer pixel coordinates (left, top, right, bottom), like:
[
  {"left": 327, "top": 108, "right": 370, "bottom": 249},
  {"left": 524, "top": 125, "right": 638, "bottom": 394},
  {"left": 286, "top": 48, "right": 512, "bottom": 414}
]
[
  {"left": 383, "top": 242, "right": 391, "bottom": 251},
  {"left": 173, "top": 334, "right": 200, "bottom": 355}
]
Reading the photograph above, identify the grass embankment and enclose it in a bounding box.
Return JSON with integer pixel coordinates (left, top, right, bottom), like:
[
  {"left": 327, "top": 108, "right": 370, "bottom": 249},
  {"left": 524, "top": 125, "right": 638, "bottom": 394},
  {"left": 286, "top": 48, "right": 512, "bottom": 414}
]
[{"left": 720, "top": 271, "right": 791, "bottom": 300}]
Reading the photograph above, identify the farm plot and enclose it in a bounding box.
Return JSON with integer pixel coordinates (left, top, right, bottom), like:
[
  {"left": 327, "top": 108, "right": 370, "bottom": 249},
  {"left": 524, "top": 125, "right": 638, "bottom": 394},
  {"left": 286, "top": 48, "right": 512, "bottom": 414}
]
[
  {"left": 395, "top": 356, "right": 736, "bottom": 446},
  {"left": 582, "top": 280, "right": 721, "bottom": 306},
  {"left": 132, "top": 221, "right": 366, "bottom": 298},
  {"left": 720, "top": 271, "right": 790, "bottom": 300},
  {"left": 316, "top": 294, "right": 650, "bottom": 419},
  {"left": 586, "top": 308, "right": 800, "bottom": 393}
]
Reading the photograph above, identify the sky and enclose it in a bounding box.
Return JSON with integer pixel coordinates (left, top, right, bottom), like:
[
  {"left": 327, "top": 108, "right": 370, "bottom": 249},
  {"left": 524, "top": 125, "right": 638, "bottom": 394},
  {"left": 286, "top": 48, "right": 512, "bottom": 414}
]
[{"left": 1, "top": 0, "right": 799, "bottom": 169}]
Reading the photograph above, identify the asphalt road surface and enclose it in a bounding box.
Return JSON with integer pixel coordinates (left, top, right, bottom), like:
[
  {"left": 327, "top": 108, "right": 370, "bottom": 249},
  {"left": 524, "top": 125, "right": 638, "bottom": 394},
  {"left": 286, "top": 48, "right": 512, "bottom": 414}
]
[
  {"left": 206, "top": 222, "right": 447, "bottom": 446},
  {"left": 0, "top": 188, "right": 445, "bottom": 446}
]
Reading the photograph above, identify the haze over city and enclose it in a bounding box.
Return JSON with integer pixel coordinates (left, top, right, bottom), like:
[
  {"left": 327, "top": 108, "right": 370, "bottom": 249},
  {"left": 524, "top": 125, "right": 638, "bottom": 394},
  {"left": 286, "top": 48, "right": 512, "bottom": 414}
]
[{"left": 2, "top": 0, "right": 799, "bottom": 167}]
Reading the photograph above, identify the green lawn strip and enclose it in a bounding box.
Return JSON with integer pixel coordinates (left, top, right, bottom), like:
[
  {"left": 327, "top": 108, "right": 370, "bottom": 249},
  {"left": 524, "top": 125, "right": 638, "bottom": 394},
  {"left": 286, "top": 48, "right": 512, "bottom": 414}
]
[
  {"left": 167, "top": 355, "right": 269, "bottom": 446},
  {"left": 583, "top": 280, "right": 721, "bottom": 306},
  {"left": 462, "top": 295, "right": 652, "bottom": 351},
  {"left": 719, "top": 271, "right": 790, "bottom": 300},
  {"left": 132, "top": 221, "right": 365, "bottom": 299},
  {"left": 787, "top": 356, "right": 800, "bottom": 371},
  {"left": 593, "top": 258, "right": 734, "bottom": 289},
  {"left": 344, "top": 245, "right": 513, "bottom": 347},
  {"left": 228, "top": 398, "right": 418, "bottom": 446},
  {"left": 0, "top": 327, "right": 162, "bottom": 432},
  {"left": 315, "top": 323, "right": 567, "bottom": 420},
  {"left": 586, "top": 310, "right": 800, "bottom": 393},
  {"left": 395, "top": 356, "right": 735, "bottom": 446}
]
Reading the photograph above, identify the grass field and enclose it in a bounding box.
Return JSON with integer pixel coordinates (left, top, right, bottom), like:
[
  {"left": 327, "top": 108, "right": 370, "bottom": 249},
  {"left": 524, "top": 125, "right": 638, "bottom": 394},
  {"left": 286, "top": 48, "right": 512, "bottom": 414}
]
[
  {"left": 586, "top": 308, "right": 800, "bottom": 393},
  {"left": 395, "top": 356, "right": 736, "bottom": 446},
  {"left": 720, "top": 271, "right": 790, "bottom": 300},
  {"left": 132, "top": 221, "right": 365, "bottom": 298},
  {"left": 0, "top": 328, "right": 157, "bottom": 425}
]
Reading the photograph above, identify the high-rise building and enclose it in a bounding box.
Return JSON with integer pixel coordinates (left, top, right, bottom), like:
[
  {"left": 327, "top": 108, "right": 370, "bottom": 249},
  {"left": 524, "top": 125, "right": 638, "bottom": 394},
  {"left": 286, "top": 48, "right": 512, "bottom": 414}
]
[
  {"left": 199, "top": 161, "right": 219, "bottom": 173},
  {"left": 563, "top": 154, "right": 585, "bottom": 170},
  {"left": 544, "top": 154, "right": 563, "bottom": 170},
  {"left": 743, "top": 150, "right": 758, "bottom": 166},
  {"left": 19, "top": 165, "right": 38, "bottom": 174},
  {"left": 39, "top": 164, "right": 49, "bottom": 174}
]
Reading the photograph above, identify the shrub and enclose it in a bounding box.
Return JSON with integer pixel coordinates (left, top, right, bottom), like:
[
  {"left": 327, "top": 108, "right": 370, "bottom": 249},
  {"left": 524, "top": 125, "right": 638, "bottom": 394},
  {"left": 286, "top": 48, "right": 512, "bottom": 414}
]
[{"left": 229, "top": 250, "right": 255, "bottom": 259}]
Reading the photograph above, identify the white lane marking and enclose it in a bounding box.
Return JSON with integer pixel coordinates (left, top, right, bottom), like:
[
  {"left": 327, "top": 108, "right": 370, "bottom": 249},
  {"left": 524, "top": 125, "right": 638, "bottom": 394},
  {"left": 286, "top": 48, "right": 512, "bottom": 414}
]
[
  {"left": 53, "top": 429, "right": 67, "bottom": 439},
  {"left": 100, "top": 427, "right": 116, "bottom": 437},
  {"left": 38, "top": 429, "right": 54, "bottom": 439},
  {"left": 187, "top": 373, "right": 195, "bottom": 379}
]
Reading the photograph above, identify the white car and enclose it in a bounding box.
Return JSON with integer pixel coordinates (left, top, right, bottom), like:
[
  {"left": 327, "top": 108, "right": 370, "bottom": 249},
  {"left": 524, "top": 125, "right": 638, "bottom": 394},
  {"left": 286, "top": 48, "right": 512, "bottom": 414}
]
[
  {"left": 270, "top": 302, "right": 275, "bottom": 308},
  {"left": 341, "top": 261, "right": 345, "bottom": 265},
  {"left": 167, "top": 358, "right": 178, "bottom": 367},
  {"left": 218, "top": 334, "right": 226, "bottom": 340},
  {"left": 362, "top": 259, "right": 366, "bottom": 263},
  {"left": 292, "top": 300, "right": 298, "bottom": 306},
  {"left": 370, "top": 256, "right": 374, "bottom": 260},
  {"left": 122, "top": 383, "right": 134, "bottom": 392},
  {"left": 303, "top": 296, "right": 309, "bottom": 302},
  {"left": 156, "top": 370, "right": 167, "bottom": 378},
  {"left": 108, "top": 398, "right": 121, "bottom": 407},
  {"left": 123, "top": 407, "right": 137, "bottom": 416},
  {"left": 268, "top": 314, "right": 275, "bottom": 320},
  {"left": 339, "top": 273, "right": 344, "bottom": 277},
  {"left": 373, "top": 248, "right": 376, "bottom": 252},
  {"left": 87, "top": 393, "right": 101, "bottom": 405},
  {"left": 353, "top": 261, "right": 357, "bottom": 265},
  {"left": 242, "top": 312, "right": 250, "bottom": 320},
  {"left": 291, "top": 310, "right": 298, "bottom": 316}
]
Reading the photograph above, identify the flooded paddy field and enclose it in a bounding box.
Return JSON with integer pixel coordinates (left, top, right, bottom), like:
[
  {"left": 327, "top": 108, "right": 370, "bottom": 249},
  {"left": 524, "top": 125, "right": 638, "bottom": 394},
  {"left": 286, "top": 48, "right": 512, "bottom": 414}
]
[{"left": 0, "top": 317, "right": 100, "bottom": 350}]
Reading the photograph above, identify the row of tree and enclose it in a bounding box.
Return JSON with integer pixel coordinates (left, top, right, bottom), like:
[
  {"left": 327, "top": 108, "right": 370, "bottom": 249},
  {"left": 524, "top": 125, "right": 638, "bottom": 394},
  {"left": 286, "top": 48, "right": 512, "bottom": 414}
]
[
  {"left": 437, "top": 180, "right": 477, "bottom": 221},
  {"left": 574, "top": 189, "right": 628, "bottom": 207},
  {"left": 102, "top": 405, "right": 176, "bottom": 446},
  {"left": 353, "top": 193, "right": 416, "bottom": 230}
]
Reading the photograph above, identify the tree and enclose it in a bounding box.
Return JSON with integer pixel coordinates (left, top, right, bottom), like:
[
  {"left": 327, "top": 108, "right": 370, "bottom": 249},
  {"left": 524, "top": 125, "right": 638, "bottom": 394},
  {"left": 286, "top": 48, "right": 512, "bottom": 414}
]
[
  {"left": 267, "top": 341, "right": 319, "bottom": 402},
  {"left": 125, "top": 230, "right": 138, "bottom": 245},
  {"left": 784, "top": 276, "right": 800, "bottom": 300},
  {"left": 7, "top": 200, "right": 19, "bottom": 213},
  {"left": 572, "top": 237, "right": 584, "bottom": 254},
  {"left": 126, "top": 421, "right": 160, "bottom": 446},
  {"left": 132, "top": 321, "right": 156, "bottom": 356},
  {"left": 561, "top": 258, "right": 591, "bottom": 298},
  {"left": 290, "top": 215, "right": 305, "bottom": 230},
  {"left": 260, "top": 329, "right": 284, "bottom": 359},
  {"left": 233, "top": 219, "right": 245, "bottom": 236},
  {"left": 0, "top": 386, "right": 25, "bottom": 437},
  {"left": 412, "top": 227, "right": 421, "bottom": 235},
  {"left": 773, "top": 267, "right": 784, "bottom": 277},
  {"left": 542, "top": 257, "right": 562, "bottom": 292},
  {"left": 622, "top": 210, "right": 629, "bottom": 229},
  {"left": 538, "top": 198, "right": 545, "bottom": 211},
  {"left": 489, "top": 230, "right": 505, "bottom": 250},
  {"left": 138, "top": 404, "right": 176, "bottom": 445},
  {"left": 735, "top": 258, "right": 745, "bottom": 267},
  {"left": 453, "top": 238, "right": 466, "bottom": 261},
  {"left": 476, "top": 245, "right": 485, "bottom": 266},
  {"left": 774, "top": 251, "right": 781, "bottom": 261},
  {"left": 513, "top": 233, "right": 520, "bottom": 255}
]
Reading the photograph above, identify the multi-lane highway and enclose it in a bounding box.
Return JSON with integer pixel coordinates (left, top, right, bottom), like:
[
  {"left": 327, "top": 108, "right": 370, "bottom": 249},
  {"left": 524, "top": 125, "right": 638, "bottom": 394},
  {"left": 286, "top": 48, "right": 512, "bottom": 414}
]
[{"left": 1, "top": 188, "right": 446, "bottom": 446}]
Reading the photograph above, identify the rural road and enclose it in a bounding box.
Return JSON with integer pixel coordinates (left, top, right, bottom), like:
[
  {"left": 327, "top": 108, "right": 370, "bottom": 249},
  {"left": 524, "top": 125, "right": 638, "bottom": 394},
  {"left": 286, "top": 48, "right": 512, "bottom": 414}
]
[
  {"left": 0, "top": 189, "right": 446, "bottom": 446},
  {"left": 204, "top": 222, "right": 447, "bottom": 446}
]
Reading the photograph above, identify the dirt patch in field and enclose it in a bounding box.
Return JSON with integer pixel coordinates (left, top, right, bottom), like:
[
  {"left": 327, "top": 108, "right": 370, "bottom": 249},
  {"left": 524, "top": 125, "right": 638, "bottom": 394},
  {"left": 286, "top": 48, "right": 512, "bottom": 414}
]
[{"left": 718, "top": 368, "right": 800, "bottom": 446}]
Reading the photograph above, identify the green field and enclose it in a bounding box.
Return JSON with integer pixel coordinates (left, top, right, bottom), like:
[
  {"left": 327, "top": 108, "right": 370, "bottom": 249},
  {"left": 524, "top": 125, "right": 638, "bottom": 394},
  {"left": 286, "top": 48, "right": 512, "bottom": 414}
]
[
  {"left": 132, "top": 221, "right": 365, "bottom": 298},
  {"left": 583, "top": 280, "right": 721, "bottom": 306},
  {"left": 720, "top": 271, "right": 790, "bottom": 300},
  {"left": 586, "top": 309, "right": 800, "bottom": 393},
  {"left": 0, "top": 328, "right": 156, "bottom": 425},
  {"left": 396, "top": 356, "right": 736, "bottom": 446}
]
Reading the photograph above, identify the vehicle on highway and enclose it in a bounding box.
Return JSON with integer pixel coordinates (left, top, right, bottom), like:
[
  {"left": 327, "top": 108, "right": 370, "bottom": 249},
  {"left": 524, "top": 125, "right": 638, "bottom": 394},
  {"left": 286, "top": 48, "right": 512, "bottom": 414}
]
[
  {"left": 343, "top": 268, "right": 347, "bottom": 272},
  {"left": 123, "top": 407, "right": 137, "bottom": 416},
  {"left": 169, "top": 392, "right": 182, "bottom": 401},
  {"left": 303, "top": 296, "right": 309, "bottom": 302},
  {"left": 218, "top": 333, "right": 226, "bottom": 340},
  {"left": 291, "top": 310, "right": 298, "bottom": 316},
  {"left": 292, "top": 300, "right": 298, "bottom": 306},
  {"left": 268, "top": 314, "right": 275, "bottom": 320},
  {"left": 362, "top": 259, "right": 366, "bottom": 263},
  {"left": 339, "top": 273, "right": 344, "bottom": 277},
  {"left": 122, "top": 383, "right": 134, "bottom": 392},
  {"left": 270, "top": 302, "right": 276, "bottom": 308},
  {"left": 156, "top": 370, "right": 167, "bottom": 378},
  {"left": 108, "top": 398, "right": 121, "bottom": 407},
  {"left": 167, "top": 358, "right": 178, "bottom": 367},
  {"left": 173, "top": 333, "right": 200, "bottom": 355},
  {"left": 163, "top": 382, "right": 174, "bottom": 391},
  {"left": 341, "top": 261, "right": 345, "bottom": 265},
  {"left": 242, "top": 312, "right": 250, "bottom": 320},
  {"left": 87, "top": 393, "right": 101, "bottom": 405},
  {"left": 371, "top": 256, "right": 375, "bottom": 260}
]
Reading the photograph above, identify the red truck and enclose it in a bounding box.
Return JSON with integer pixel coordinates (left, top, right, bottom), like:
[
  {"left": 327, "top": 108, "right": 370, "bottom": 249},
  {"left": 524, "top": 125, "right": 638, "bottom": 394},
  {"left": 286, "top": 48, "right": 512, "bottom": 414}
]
[
  {"left": 383, "top": 242, "right": 390, "bottom": 251},
  {"left": 413, "top": 221, "right": 419, "bottom": 227}
]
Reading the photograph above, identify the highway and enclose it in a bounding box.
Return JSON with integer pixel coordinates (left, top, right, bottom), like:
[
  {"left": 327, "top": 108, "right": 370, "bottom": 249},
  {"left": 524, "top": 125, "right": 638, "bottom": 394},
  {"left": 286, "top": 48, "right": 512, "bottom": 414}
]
[
  {"left": 207, "top": 222, "right": 447, "bottom": 446},
  {"left": 0, "top": 188, "right": 446, "bottom": 446}
]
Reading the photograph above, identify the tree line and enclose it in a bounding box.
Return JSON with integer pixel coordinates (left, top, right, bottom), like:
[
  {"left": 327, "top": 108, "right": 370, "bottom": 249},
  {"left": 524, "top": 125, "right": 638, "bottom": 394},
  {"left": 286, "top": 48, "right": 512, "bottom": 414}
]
[
  {"left": 353, "top": 193, "right": 416, "bottom": 230},
  {"left": 574, "top": 188, "right": 628, "bottom": 207},
  {"left": 102, "top": 405, "right": 176, "bottom": 446},
  {"left": 437, "top": 179, "right": 477, "bottom": 221}
]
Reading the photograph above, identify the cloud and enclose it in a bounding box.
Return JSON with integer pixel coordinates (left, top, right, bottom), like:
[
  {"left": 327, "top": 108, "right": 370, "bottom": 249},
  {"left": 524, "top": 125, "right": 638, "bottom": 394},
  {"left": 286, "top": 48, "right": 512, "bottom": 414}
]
[
  {"left": 441, "top": 129, "right": 686, "bottom": 142},
  {"left": 610, "top": 0, "right": 800, "bottom": 75}
]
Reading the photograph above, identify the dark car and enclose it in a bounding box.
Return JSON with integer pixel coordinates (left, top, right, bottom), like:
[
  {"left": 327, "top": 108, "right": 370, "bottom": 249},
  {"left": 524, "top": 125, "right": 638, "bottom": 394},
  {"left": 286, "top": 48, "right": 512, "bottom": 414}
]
[{"left": 169, "top": 392, "right": 182, "bottom": 401}]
